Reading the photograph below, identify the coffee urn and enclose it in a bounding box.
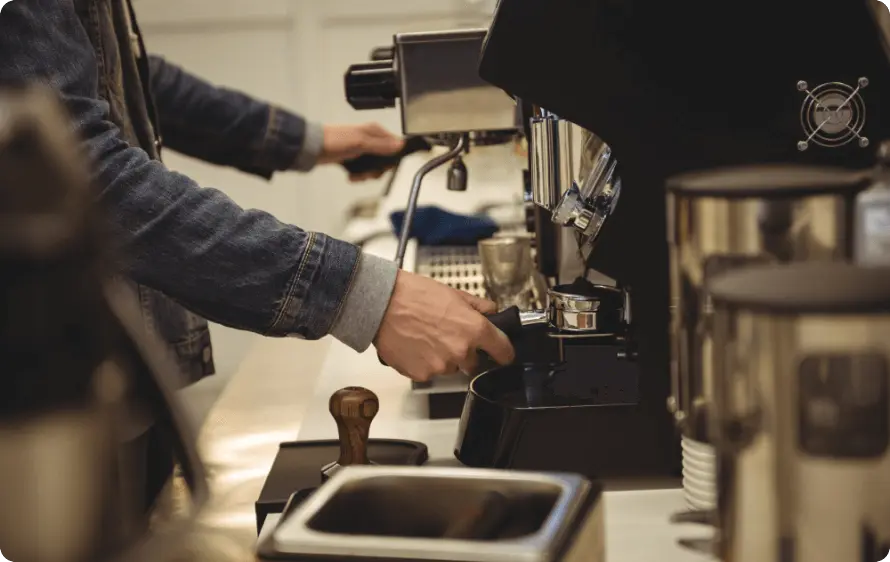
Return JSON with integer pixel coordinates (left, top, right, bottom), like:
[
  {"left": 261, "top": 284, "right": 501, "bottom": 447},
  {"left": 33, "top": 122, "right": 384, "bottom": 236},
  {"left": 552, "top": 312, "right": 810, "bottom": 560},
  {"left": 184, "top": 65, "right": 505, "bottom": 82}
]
[
  {"left": 666, "top": 165, "right": 870, "bottom": 511},
  {"left": 709, "top": 262, "right": 890, "bottom": 562}
]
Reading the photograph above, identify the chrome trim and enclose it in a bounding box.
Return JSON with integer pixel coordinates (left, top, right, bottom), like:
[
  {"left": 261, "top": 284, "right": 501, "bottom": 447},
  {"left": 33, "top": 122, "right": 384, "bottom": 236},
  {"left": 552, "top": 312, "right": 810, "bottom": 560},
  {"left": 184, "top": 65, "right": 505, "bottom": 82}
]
[
  {"left": 272, "top": 465, "right": 590, "bottom": 562},
  {"left": 395, "top": 136, "right": 468, "bottom": 267},
  {"left": 529, "top": 112, "right": 573, "bottom": 211}
]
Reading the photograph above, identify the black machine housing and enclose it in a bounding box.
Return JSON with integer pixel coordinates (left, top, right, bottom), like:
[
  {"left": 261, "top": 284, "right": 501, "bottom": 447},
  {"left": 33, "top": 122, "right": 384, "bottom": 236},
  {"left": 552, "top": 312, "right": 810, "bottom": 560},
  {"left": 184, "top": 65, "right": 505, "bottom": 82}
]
[{"left": 468, "top": 0, "right": 890, "bottom": 478}]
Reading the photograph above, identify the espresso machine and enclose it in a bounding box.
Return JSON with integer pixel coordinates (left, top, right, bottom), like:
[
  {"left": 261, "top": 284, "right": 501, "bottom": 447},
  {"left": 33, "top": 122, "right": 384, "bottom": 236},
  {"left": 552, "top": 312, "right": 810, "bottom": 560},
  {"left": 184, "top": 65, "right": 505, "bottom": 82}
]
[
  {"left": 345, "top": 29, "right": 524, "bottom": 418},
  {"left": 345, "top": 27, "right": 666, "bottom": 478},
  {"left": 466, "top": 0, "right": 890, "bottom": 481}
]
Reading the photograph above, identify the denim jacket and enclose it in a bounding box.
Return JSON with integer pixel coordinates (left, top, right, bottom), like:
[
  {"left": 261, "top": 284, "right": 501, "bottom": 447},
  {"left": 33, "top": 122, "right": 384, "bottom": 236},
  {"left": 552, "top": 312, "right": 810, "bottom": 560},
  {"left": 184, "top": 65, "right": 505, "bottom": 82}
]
[{"left": 0, "top": 0, "right": 399, "bottom": 385}]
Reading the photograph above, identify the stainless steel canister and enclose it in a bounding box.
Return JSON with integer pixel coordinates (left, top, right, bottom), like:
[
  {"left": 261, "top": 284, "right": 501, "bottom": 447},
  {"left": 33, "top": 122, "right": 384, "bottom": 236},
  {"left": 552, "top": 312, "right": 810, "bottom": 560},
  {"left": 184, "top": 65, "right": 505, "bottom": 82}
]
[
  {"left": 666, "top": 165, "right": 868, "bottom": 444},
  {"left": 666, "top": 165, "right": 867, "bottom": 516},
  {"left": 709, "top": 263, "right": 890, "bottom": 562}
]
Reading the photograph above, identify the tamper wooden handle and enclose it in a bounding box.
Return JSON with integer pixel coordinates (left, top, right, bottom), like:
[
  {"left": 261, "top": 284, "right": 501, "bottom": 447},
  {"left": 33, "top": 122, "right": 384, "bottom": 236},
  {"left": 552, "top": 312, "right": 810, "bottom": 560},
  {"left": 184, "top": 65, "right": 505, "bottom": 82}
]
[{"left": 329, "top": 386, "right": 379, "bottom": 466}]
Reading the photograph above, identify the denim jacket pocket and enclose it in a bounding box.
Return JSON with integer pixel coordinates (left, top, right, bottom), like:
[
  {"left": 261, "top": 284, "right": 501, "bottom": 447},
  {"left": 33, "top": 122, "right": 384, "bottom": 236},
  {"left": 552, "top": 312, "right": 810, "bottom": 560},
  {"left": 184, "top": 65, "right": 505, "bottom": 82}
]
[{"left": 136, "top": 284, "right": 215, "bottom": 385}]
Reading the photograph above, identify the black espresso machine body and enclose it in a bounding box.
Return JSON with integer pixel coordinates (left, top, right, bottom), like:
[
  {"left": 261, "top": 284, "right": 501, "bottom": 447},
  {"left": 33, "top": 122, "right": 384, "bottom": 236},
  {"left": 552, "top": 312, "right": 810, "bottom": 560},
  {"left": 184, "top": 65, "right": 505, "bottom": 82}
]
[{"left": 456, "top": 0, "right": 890, "bottom": 479}]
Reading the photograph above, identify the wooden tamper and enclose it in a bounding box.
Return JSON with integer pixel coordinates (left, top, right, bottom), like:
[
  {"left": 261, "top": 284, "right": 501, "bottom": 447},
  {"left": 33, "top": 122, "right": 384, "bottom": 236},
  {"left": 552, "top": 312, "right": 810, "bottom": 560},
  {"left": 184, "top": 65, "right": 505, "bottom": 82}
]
[{"left": 321, "top": 386, "right": 379, "bottom": 482}]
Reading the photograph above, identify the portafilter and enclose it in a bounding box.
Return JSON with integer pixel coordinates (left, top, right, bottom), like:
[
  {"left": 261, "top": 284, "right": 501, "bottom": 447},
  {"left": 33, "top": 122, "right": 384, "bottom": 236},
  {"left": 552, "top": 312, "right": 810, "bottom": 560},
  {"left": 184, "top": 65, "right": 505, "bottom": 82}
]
[{"left": 489, "top": 277, "right": 633, "bottom": 365}]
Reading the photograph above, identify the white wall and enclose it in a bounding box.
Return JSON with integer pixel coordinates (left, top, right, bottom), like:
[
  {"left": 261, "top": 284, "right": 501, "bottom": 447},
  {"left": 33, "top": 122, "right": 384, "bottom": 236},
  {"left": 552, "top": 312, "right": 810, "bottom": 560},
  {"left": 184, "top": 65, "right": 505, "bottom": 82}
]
[{"left": 135, "top": 0, "right": 496, "bottom": 234}]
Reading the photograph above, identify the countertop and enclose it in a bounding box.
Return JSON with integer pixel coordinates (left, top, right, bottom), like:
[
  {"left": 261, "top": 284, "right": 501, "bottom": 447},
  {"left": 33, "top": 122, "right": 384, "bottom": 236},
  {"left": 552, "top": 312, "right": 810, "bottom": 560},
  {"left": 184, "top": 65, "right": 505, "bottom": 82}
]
[{"left": 194, "top": 145, "right": 709, "bottom": 561}]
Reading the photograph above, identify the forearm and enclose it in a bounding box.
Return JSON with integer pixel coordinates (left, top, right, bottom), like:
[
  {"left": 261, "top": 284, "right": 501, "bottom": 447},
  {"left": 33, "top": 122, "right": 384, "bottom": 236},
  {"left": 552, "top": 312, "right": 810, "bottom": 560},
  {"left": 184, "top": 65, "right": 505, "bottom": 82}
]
[
  {"left": 81, "top": 97, "right": 394, "bottom": 346},
  {"left": 147, "top": 55, "right": 323, "bottom": 177},
  {"left": 0, "top": 0, "right": 396, "bottom": 350}
]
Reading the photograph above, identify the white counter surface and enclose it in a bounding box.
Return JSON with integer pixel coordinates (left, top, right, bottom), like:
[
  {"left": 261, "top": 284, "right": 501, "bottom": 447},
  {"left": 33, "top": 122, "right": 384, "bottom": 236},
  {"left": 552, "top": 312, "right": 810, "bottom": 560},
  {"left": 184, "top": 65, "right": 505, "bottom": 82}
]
[
  {"left": 257, "top": 491, "right": 709, "bottom": 562},
  {"left": 292, "top": 329, "right": 708, "bottom": 562},
  {"left": 195, "top": 145, "right": 708, "bottom": 561}
]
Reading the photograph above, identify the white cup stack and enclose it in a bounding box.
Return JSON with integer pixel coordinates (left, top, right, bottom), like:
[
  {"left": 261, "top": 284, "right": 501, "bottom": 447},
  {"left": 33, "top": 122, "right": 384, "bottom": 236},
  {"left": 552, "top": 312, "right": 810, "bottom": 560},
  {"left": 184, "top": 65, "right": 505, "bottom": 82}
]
[{"left": 682, "top": 436, "right": 717, "bottom": 511}]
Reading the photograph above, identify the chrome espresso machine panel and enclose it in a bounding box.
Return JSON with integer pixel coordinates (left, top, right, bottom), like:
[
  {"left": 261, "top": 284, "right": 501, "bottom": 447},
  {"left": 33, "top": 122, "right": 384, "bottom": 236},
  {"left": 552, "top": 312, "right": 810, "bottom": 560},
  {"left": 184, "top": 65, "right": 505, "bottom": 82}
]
[{"left": 345, "top": 28, "right": 520, "bottom": 136}]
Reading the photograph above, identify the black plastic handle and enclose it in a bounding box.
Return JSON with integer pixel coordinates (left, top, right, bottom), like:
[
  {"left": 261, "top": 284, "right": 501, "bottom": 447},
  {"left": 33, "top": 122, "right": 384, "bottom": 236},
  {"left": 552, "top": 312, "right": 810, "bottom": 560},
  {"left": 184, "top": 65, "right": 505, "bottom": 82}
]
[
  {"left": 486, "top": 306, "right": 524, "bottom": 344},
  {"left": 378, "top": 306, "right": 524, "bottom": 368},
  {"left": 342, "top": 136, "right": 432, "bottom": 176}
]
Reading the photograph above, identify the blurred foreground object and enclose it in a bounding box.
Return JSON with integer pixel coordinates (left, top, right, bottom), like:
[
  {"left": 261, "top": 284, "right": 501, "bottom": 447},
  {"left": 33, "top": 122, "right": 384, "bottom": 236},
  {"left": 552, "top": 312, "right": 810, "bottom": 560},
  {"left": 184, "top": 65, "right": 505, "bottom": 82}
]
[{"left": 0, "top": 85, "right": 209, "bottom": 562}]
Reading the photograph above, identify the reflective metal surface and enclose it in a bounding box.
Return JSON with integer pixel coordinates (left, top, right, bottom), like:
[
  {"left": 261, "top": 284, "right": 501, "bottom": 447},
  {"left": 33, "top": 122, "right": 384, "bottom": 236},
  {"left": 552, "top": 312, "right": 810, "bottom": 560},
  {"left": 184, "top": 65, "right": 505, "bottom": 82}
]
[
  {"left": 527, "top": 112, "right": 622, "bottom": 252},
  {"left": 395, "top": 137, "right": 468, "bottom": 268},
  {"left": 711, "top": 304, "right": 890, "bottom": 562},
  {"left": 271, "top": 465, "right": 593, "bottom": 562},
  {"left": 529, "top": 111, "right": 573, "bottom": 211},
  {"left": 667, "top": 191, "right": 853, "bottom": 442},
  {"left": 395, "top": 29, "right": 520, "bottom": 136},
  {"left": 415, "top": 246, "right": 486, "bottom": 298},
  {"left": 478, "top": 236, "right": 534, "bottom": 310},
  {"left": 552, "top": 132, "right": 621, "bottom": 251},
  {"left": 547, "top": 285, "right": 623, "bottom": 334}
]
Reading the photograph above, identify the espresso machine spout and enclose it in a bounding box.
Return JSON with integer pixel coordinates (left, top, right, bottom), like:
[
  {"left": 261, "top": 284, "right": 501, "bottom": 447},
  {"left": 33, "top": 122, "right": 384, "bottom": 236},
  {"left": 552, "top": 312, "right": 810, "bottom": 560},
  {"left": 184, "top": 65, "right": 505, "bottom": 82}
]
[{"left": 395, "top": 134, "right": 468, "bottom": 268}]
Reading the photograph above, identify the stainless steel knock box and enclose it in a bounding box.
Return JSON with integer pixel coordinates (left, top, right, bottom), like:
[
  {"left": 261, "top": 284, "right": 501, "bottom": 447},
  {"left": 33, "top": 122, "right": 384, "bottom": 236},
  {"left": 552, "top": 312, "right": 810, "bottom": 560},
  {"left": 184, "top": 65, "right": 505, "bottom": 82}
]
[{"left": 258, "top": 466, "right": 605, "bottom": 562}]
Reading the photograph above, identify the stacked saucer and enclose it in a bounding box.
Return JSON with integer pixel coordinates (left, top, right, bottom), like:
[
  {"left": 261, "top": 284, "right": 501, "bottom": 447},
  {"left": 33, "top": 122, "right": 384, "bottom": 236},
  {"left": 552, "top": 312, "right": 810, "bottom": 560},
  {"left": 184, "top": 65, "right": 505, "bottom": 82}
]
[{"left": 682, "top": 436, "right": 716, "bottom": 510}]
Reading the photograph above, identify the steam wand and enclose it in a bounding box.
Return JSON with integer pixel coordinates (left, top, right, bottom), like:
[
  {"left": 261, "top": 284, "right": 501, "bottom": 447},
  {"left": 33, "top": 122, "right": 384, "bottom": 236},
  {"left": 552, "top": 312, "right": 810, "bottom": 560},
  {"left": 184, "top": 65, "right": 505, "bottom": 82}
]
[{"left": 394, "top": 134, "right": 469, "bottom": 267}]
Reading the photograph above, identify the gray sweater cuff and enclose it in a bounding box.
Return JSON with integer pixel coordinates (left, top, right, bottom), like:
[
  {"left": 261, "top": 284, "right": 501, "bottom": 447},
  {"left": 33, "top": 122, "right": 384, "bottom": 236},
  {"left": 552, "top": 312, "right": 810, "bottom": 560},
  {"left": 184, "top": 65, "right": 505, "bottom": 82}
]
[
  {"left": 292, "top": 121, "right": 324, "bottom": 171},
  {"left": 330, "top": 253, "right": 398, "bottom": 352}
]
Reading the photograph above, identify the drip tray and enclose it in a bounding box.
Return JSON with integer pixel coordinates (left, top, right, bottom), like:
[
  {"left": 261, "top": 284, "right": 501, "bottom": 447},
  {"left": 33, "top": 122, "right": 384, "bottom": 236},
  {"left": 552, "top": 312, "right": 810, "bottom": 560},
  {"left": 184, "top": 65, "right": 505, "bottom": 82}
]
[
  {"left": 415, "top": 245, "right": 486, "bottom": 298},
  {"left": 255, "top": 439, "right": 428, "bottom": 533}
]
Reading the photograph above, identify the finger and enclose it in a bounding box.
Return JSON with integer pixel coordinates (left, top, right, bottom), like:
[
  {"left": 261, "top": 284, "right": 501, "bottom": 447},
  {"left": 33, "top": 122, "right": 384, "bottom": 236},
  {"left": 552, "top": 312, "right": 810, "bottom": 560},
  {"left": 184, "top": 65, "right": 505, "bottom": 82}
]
[
  {"left": 458, "top": 350, "right": 480, "bottom": 377},
  {"left": 362, "top": 122, "right": 395, "bottom": 138},
  {"left": 457, "top": 291, "right": 497, "bottom": 314},
  {"left": 475, "top": 322, "right": 515, "bottom": 366},
  {"left": 361, "top": 133, "right": 404, "bottom": 156},
  {"left": 422, "top": 362, "right": 457, "bottom": 380}
]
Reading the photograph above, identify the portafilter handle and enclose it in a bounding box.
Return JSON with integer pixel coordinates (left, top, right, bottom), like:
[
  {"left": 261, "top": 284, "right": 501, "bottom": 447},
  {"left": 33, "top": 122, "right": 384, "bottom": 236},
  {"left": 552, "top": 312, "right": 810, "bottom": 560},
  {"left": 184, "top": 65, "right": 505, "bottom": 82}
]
[
  {"left": 377, "top": 306, "right": 526, "bottom": 368},
  {"left": 321, "top": 386, "right": 380, "bottom": 482}
]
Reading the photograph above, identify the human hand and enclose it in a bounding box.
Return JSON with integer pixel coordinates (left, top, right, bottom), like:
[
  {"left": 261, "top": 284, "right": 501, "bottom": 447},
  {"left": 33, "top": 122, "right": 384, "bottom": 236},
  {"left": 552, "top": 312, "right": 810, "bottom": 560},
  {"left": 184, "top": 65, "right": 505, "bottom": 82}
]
[
  {"left": 319, "top": 123, "right": 403, "bottom": 180},
  {"left": 374, "top": 271, "right": 515, "bottom": 382}
]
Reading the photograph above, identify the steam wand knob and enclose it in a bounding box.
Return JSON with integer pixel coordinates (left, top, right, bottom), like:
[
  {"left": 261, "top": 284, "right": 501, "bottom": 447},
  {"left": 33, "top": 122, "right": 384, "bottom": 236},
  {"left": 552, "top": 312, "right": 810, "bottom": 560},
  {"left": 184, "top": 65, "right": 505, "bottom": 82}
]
[{"left": 447, "top": 156, "right": 468, "bottom": 191}]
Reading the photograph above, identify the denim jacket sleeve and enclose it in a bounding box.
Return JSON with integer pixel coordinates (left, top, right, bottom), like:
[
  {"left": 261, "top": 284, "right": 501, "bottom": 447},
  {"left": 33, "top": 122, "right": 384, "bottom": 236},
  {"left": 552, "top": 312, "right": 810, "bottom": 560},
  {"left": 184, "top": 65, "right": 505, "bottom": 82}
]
[
  {"left": 147, "top": 55, "right": 324, "bottom": 176},
  {"left": 0, "top": 0, "right": 397, "bottom": 351}
]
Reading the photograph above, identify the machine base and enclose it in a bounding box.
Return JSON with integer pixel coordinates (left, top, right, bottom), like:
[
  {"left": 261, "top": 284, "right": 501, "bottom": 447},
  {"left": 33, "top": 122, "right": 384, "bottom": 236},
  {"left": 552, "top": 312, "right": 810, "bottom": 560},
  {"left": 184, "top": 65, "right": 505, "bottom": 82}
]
[{"left": 455, "top": 343, "right": 680, "bottom": 480}]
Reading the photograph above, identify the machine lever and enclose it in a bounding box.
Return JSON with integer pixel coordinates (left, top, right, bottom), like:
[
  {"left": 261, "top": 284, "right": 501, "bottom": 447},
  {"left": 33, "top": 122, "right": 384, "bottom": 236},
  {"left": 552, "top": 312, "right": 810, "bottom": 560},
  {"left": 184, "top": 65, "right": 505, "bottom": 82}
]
[{"left": 341, "top": 136, "right": 432, "bottom": 176}]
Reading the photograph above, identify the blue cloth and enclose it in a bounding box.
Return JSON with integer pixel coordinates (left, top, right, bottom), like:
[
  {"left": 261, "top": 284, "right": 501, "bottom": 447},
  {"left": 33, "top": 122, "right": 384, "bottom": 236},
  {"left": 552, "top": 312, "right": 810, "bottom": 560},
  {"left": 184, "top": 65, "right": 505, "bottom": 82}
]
[{"left": 390, "top": 206, "right": 499, "bottom": 246}]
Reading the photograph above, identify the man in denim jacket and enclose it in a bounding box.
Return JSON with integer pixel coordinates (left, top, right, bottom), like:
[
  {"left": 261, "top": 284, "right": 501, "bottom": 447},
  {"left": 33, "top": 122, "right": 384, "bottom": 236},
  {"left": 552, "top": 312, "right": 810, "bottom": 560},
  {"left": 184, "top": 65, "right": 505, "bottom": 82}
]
[{"left": 0, "top": 0, "right": 514, "bottom": 513}]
